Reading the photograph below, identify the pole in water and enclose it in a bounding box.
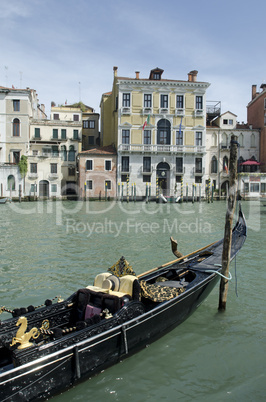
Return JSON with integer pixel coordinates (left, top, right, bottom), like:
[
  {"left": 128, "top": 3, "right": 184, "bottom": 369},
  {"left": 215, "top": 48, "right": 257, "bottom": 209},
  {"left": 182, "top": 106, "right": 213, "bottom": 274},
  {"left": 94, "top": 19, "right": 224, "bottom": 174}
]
[{"left": 218, "top": 135, "right": 238, "bottom": 311}]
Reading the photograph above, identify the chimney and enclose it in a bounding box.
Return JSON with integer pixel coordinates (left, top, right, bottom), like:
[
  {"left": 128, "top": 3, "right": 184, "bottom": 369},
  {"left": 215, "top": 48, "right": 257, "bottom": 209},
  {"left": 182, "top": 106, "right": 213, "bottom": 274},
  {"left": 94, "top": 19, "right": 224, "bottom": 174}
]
[
  {"left": 188, "top": 70, "right": 198, "bottom": 82},
  {"left": 113, "top": 66, "right": 118, "bottom": 77},
  {"left": 135, "top": 71, "right": 140, "bottom": 79},
  {"left": 252, "top": 84, "right": 257, "bottom": 99}
]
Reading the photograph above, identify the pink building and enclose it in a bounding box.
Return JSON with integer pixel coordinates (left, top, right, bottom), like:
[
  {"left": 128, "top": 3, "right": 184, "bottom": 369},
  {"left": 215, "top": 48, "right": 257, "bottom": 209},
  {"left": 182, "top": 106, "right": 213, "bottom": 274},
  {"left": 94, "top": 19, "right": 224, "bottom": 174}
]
[{"left": 78, "top": 146, "right": 117, "bottom": 199}]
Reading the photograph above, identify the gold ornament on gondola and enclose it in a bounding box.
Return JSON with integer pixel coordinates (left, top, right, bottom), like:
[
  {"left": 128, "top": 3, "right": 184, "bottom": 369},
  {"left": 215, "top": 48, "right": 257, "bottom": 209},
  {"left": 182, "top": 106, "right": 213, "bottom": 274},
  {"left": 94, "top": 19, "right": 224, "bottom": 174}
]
[{"left": 10, "top": 316, "right": 39, "bottom": 350}]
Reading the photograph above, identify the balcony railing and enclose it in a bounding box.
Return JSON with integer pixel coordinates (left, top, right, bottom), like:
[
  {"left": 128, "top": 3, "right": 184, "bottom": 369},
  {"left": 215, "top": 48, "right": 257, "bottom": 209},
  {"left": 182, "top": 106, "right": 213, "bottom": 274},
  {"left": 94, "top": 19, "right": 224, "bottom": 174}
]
[
  {"left": 194, "top": 109, "right": 204, "bottom": 117},
  {"left": 118, "top": 144, "right": 205, "bottom": 154},
  {"left": 142, "top": 107, "right": 152, "bottom": 115},
  {"left": 175, "top": 108, "right": 185, "bottom": 117},
  {"left": 193, "top": 167, "right": 205, "bottom": 176},
  {"left": 174, "top": 167, "right": 186, "bottom": 175},
  {"left": 159, "top": 107, "right": 169, "bottom": 114},
  {"left": 140, "top": 166, "right": 153, "bottom": 175},
  {"left": 121, "top": 107, "right": 131, "bottom": 115},
  {"left": 28, "top": 172, "right": 38, "bottom": 179}
]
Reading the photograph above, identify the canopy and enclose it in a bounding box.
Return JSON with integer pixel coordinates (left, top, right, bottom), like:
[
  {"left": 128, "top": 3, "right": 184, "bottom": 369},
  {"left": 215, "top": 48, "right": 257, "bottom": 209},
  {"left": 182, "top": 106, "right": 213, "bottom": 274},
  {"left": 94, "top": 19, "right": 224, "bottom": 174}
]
[{"left": 240, "top": 160, "right": 261, "bottom": 166}]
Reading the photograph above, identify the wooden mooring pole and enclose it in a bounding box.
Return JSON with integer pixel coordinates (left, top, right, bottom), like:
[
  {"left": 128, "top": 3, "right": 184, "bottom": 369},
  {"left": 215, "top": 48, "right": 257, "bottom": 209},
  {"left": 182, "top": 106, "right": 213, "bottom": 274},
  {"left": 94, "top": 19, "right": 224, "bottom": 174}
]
[{"left": 218, "top": 135, "right": 238, "bottom": 311}]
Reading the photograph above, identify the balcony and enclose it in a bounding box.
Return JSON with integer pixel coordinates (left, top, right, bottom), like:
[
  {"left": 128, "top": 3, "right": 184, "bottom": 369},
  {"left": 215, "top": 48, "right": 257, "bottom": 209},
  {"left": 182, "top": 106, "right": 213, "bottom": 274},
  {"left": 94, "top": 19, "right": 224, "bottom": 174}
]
[
  {"left": 27, "top": 172, "right": 38, "bottom": 180},
  {"left": 118, "top": 144, "right": 206, "bottom": 154},
  {"left": 140, "top": 166, "right": 153, "bottom": 175},
  {"left": 159, "top": 108, "right": 169, "bottom": 115},
  {"left": 121, "top": 107, "right": 131, "bottom": 115},
  {"left": 193, "top": 167, "right": 205, "bottom": 176},
  {"left": 142, "top": 107, "right": 152, "bottom": 115},
  {"left": 194, "top": 109, "right": 204, "bottom": 117},
  {"left": 175, "top": 108, "right": 185, "bottom": 117},
  {"left": 174, "top": 167, "right": 185, "bottom": 175},
  {"left": 48, "top": 173, "right": 59, "bottom": 180}
]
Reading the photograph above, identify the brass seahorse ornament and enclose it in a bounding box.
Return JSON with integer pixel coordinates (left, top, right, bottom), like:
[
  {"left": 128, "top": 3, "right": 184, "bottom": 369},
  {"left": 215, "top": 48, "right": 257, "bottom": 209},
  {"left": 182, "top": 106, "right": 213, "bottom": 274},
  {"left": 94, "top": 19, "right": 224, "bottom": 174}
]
[{"left": 10, "top": 316, "right": 39, "bottom": 350}]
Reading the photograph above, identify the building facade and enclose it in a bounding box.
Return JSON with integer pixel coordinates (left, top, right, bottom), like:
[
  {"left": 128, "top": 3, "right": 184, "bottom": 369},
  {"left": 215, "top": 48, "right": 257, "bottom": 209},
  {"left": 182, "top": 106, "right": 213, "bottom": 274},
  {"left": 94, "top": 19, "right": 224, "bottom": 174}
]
[
  {"left": 78, "top": 146, "right": 117, "bottom": 199},
  {"left": 206, "top": 110, "right": 262, "bottom": 197},
  {"left": 0, "top": 86, "right": 43, "bottom": 197},
  {"left": 100, "top": 67, "right": 210, "bottom": 199},
  {"left": 247, "top": 83, "right": 266, "bottom": 171},
  {"left": 28, "top": 105, "right": 82, "bottom": 198}
]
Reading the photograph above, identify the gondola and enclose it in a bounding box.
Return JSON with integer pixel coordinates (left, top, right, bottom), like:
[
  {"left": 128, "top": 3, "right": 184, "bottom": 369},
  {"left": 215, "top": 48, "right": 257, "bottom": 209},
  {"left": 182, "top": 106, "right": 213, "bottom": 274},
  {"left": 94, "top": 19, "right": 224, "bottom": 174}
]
[{"left": 0, "top": 207, "right": 246, "bottom": 401}]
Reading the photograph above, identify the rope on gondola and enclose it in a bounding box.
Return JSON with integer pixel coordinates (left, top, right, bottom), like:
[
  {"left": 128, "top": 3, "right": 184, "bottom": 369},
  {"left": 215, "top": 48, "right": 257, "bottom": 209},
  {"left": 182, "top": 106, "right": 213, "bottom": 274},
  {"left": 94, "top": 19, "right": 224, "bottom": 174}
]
[{"left": 0, "top": 296, "right": 64, "bottom": 317}]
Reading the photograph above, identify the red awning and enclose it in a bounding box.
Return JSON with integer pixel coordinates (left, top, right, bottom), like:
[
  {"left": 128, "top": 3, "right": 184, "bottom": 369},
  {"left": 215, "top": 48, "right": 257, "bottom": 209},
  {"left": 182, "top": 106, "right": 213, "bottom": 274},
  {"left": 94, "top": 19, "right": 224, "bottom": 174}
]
[{"left": 240, "top": 160, "right": 261, "bottom": 166}]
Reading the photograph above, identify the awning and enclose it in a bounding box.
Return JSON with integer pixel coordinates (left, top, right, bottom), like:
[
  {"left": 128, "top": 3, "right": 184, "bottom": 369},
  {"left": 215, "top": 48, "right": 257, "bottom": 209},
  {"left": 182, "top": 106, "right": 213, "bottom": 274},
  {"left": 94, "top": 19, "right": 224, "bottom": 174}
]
[{"left": 240, "top": 160, "right": 261, "bottom": 166}]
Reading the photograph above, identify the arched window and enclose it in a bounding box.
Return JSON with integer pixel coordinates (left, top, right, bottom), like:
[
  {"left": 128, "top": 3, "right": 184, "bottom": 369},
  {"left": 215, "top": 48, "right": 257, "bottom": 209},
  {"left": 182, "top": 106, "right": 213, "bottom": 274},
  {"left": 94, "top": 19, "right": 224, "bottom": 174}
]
[
  {"left": 238, "top": 156, "right": 244, "bottom": 172},
  {"left": 223, "top": 156, "right": 229, "bottom": 172},
  {"left": 61, "top": 145, "right": 67, "bottom": 161},
  {"left": 68, "top": 145, "right": 75, "bottom": 161},
  {"left": 157, "top": 119, "right": 171, "bottom": 145},
  {"left": 238, "top": 133, "right": 244, "bottom": 147},
  {"left": 13, "top": 118, "right": 20, "bottom": 137},
  {"left": 221, "top": 133, "right": 228, "bottom": 148},
  {"left": 7, "top": 175, "right": 15, "bottom": 190},
  {"left": 211, "top": 156, "right": 217, "bottom": 173},
  {"left": 251, "top": 134, "right": 255, "bottom": 147}
]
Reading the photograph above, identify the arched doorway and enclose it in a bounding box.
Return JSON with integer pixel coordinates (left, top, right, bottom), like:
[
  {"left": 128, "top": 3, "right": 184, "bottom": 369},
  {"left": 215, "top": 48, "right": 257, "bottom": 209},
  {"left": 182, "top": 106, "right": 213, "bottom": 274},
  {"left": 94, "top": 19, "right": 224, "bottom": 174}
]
[
  {"left": 157, "top": 119, "right": 171, "bottom": 146},
  {"left": 157, "top": 162, "right": 170, "bottom": 196},
  {"left": 39, "top": 180, "right": 49, "bottom": 198}
]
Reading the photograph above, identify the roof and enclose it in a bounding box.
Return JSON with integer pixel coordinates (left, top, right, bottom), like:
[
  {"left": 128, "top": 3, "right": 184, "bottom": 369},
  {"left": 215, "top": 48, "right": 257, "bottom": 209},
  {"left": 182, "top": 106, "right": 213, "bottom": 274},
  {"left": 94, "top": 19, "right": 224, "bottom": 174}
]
[{"left": 79, "top": 145, "right": 116, "bottom": 156}]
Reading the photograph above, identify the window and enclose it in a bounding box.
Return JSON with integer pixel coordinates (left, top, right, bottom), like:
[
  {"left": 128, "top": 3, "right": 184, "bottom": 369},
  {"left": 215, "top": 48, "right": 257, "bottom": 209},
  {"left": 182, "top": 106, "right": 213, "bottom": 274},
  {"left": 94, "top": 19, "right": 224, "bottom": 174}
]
[
  {"left": 144, "top": 130, "right": 151, "bottom": 144},
  {"left": 153, "top": 73, "right": 160, "bottom": 80},
  {"left": 105, "top": 180, "right": 111, "bottom": 190},
  {"left": 261, "top": 183, "right": 266, "bottom": 193},
  {"left": 32, "top": 150, "right": 38, "bottom": 156},
  {"left": 176, "top": 95, "right": 184, "bottom": 109},
  {"left": 176, "top": 157, "right": 183, "bottom": 173},
  {"left": 176, "top": 176, "right": 182, "bottom": 183},
  {"left": 121, "top": 156, "right": 129, "bottom": 172},
  {"left": 121, "top": 175, "right": 128, "bottom": 182},
  {"left": 13, "top": 151, "right": 20, "bottom": 164},
  {"left": 68, "top": 166, "right": 75, "bottom": 176},
  {"left": 7, "top": 175, "right": 15, "bottom": 190},
  {"left": 30, "top": 184, "right": 37, "bottom": 193},
  {"left": 50, "top": 163, "right": 57, "bottom": 174},
  {"left": 51, "top": 184, "right": 57, "bottom": 193},
  {"left": 73, "top": 114, "right": 79, "bottom": 121},
  {"left": 176, "top": 131, "right": 183, "bottom": 145},
  {"left": 13, "top": 118, "right": 20, "bottom": 136},
  {"left": 61, "top": 129, "right": 66, "bottom": 139},
  {"left": 34, "top": 128, "right": 40, "bottom": 138},
  {"left": 143, "top": 157, "right": 151, "bottom": 172},
  {"left": 211, "top": 156, "right": 217, "bottom": 173},
  {"left": 144, "top": 94, "right": 152, "bottom": 108},
  {"left": 122, "top": 129, "right": 130, "bottom": 144},
  {"left": 52, "top": 145, "right": 59, "bottom": 157},
  {"left": 68, "top": 145, "right": 75, "bottom": 161},
  {"left": 87, "top": 180, "right": 93, "bottom": 190},
  {"left": 88, "top": 136, "right": 94, "bottom": 145},
  {"left": 105, "top": 160, "right": 112, "bottom": 171},
  {"left": 86, "top": 160, "right": 93, "bottom": 171},
  {"left": 160, "top": 94, "right": 168, "bottom": 109},
  {"left": 53, "top": 114, "right": 59, "bottom": 120},
  {"left": 13, "top": 100, "right": 20, "bottom": 111},
  {"left": 251, "top": 134, "right": 255, "bottom": 147},
  {"left": 52, "top": 129, "right": 58, "bottom": 139},
  {"left": 61, "top": 145, "right": 67, "bottom": 161},
  {"left": 195, "top": 158, "right": 202, "bottom": 173},
  {"left": 250, "top": 183, "right": 259, "bottom": 192},
  {"left": 195, "top": 176, "right": 202, "bottom": 183},
  {"left": 89, "top": 120, "right": 95, "bottom": 129},
  {"left": 244, "top": 182, "right": 249, "bottom": 193},
  {"left": 73, "top": 130, "right": 79, "bottom": 140},
  {"left": 143, "top": 175, "right": 151, "bottom": 182},
  {"left": 229, "top": 119, "right": 233, "bottom": 125},
  {"left": 196, "top": 132, "right": 202, "bottom": 146},
  {"left": 196, "top": 96, "right": 203, "bottom": 109},
  {"left": 158, "top": 131, "right": 168, "bottom": 144},
  {"left": 122, "top": 93, "right": 130, "bottom": 107},
  {"left": 30, "top": 163, "right": 37, "bottom": 173},
  {"left": 223, "top": 119, "right": 228, "bottom": 125}
]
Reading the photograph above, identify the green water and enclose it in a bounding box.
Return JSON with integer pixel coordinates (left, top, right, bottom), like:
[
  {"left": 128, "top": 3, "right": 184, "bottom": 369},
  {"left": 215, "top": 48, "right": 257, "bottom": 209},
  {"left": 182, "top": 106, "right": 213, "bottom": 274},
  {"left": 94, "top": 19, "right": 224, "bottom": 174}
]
[{"left": 0, "top": 200, "right": 265, "bottom": 401}]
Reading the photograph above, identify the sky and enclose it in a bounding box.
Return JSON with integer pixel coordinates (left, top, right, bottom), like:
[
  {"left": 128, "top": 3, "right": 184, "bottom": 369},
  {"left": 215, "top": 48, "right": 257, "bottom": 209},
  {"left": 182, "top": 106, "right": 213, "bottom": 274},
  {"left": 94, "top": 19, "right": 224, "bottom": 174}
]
[{"left": 1, "top": 0, "right": 265, "bottom": 123}]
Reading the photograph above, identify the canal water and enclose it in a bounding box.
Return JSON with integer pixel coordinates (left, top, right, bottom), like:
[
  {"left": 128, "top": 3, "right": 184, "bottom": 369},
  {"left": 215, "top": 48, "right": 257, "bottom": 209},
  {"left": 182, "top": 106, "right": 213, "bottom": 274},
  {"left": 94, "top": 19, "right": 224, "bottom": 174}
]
[{"left": 0, "top": 200, "right": 265, "bottom": 401}]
